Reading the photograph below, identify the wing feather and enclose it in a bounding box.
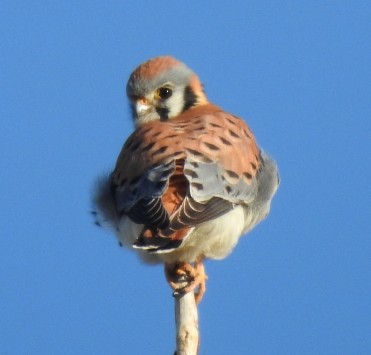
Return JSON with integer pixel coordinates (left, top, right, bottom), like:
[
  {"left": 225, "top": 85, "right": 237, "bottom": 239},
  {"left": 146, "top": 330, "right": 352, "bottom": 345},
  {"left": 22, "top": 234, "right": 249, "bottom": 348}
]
[{"left": 111, "top": 103, "right": 262, "bottom": 248}]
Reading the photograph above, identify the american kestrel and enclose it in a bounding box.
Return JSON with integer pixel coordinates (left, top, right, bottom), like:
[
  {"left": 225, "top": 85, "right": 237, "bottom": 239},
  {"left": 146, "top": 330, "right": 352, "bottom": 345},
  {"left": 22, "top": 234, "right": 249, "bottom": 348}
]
[{"left": 92, "top": 56, "right": 279, "bottom": 303}]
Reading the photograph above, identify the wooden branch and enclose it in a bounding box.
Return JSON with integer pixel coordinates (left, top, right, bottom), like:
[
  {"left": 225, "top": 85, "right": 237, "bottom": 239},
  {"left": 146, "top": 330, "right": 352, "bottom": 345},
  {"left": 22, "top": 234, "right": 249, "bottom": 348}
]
[{"left": 174, "top": 291, "right": 199, "bottom": 355}]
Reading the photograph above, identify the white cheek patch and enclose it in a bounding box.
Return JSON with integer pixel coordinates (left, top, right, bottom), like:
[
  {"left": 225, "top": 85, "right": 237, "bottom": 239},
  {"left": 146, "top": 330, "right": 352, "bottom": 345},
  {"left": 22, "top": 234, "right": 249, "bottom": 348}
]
[{"left": 167, "top": 90, "right": 186, "bottom": 118}]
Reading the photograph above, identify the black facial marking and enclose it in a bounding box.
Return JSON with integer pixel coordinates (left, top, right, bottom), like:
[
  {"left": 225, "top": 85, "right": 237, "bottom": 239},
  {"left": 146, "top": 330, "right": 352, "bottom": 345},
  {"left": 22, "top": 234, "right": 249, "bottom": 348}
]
[
  {"left": 156, "top": 107, "right": 169, "bottom": 121},
  {"left": 182, "top": 85, "right": 198, "bottom": 112}
]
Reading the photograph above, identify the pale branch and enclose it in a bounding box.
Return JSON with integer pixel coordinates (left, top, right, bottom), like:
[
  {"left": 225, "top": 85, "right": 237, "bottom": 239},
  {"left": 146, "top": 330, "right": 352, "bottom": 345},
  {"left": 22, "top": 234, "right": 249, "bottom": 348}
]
[{"left": 174, "top": 291, "right": 199, "bottom": 355}]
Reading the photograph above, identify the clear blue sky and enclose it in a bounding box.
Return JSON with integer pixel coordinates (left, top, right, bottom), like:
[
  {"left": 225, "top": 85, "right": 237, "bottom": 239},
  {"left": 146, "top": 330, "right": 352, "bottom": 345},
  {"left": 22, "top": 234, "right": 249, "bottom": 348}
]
[{"left": 1, "top": 1, "right": 370, "bottom": 354}]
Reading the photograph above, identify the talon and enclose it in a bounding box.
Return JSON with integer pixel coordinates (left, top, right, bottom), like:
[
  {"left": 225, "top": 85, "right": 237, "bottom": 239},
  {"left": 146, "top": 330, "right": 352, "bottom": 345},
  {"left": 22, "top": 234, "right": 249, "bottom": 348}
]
[{"left": 164, "top": 258, "right": 207, "bottom": 304}]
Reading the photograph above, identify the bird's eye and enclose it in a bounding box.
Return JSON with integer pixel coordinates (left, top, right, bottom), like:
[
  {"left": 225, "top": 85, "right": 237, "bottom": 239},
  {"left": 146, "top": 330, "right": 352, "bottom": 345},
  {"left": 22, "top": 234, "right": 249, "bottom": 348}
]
[{"left": 157, "top": 87, "right": 173, "bottom": 100}]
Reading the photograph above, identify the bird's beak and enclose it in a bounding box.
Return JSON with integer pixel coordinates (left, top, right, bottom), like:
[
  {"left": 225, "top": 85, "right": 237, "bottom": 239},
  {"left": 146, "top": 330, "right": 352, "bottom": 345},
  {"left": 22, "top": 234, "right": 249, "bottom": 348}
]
[
  {"left": 136, "top": 98, "right": 151, "bottom": 116},
  {"left": 133, "top": 97, "right": 157, "bottom": 126}
]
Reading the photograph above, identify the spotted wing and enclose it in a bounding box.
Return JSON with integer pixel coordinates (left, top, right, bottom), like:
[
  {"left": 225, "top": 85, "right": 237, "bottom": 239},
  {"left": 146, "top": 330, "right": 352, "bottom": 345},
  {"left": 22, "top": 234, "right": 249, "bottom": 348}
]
[{"left": 112, "top": 104, "right": 262, "bottom": 247}]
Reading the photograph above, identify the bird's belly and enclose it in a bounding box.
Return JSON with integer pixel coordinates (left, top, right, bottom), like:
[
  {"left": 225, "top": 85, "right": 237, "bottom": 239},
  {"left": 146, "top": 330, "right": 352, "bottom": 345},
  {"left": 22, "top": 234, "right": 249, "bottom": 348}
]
[
  {"left": 116, "top": 207, "right": 246, "bottom": 264},
  {"left": 159, "top": 206, "right": 245, "bottom": 263}
]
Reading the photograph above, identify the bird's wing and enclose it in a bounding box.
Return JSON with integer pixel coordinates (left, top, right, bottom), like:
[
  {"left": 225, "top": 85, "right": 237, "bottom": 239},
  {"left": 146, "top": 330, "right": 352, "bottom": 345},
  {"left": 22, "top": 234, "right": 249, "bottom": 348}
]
[{"left": 112, "top": 104, "right": 262, "bottom": 247}]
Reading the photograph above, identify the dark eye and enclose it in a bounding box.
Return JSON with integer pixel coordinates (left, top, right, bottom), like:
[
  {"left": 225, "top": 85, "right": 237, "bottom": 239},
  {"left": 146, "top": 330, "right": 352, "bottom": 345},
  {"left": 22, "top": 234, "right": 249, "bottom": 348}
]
[{"left": 157, "top": 87, "right": 173, "bottom": 100}]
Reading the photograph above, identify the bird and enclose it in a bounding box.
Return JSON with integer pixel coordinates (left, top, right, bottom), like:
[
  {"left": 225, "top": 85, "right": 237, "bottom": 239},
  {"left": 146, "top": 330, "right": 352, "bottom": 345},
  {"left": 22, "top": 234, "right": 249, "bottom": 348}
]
[{"left": 92, "top": 56, "right": 279, "bottom": 303}]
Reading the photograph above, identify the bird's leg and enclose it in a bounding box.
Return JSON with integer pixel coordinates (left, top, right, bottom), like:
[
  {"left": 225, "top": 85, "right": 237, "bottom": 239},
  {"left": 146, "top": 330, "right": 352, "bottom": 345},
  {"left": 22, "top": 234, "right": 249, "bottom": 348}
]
[
  {"left": 192, "top": 259, "right": 207, "bottom": 304},
  {"left": 164, "top": 258, "right": 207, "bottom": 304}
]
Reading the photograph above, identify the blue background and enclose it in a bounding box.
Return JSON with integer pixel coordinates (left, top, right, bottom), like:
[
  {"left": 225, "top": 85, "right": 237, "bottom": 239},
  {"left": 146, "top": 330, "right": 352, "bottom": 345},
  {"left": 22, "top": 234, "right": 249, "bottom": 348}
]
[{"left": 1, "top": 1, "right": 370, "bottom": 354}]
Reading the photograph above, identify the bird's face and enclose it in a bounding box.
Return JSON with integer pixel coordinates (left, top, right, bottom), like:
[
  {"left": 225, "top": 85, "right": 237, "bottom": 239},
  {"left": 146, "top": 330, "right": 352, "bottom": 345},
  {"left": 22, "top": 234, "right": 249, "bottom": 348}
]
[{"left": 126, "top": 56, "right": 208, "bottom": 126}]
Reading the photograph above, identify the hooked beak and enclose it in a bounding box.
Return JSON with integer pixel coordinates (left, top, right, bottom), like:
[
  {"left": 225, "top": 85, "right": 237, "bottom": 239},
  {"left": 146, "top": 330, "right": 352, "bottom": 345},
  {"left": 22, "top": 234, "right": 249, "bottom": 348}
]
[
  {"left": 136, "top": 98, "right": 151, "bottom": 116},
  {"left": 132, "top": 97, "right": 158, "bottom": 126}
]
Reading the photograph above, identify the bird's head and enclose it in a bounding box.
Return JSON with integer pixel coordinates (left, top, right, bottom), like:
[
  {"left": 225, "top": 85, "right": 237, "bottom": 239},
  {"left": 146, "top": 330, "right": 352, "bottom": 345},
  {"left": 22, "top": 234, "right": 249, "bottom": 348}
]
[{"left": 126, "top": 56, "right": 208, "bottom": 126}]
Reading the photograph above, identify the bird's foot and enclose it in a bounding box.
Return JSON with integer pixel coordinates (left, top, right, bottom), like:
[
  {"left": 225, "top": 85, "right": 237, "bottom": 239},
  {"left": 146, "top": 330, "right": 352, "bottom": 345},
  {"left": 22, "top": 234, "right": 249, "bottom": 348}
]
[{"left": 165, "top": 259, "right": 207, "bottom": 304}]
